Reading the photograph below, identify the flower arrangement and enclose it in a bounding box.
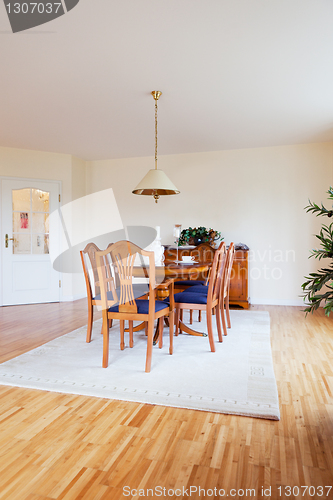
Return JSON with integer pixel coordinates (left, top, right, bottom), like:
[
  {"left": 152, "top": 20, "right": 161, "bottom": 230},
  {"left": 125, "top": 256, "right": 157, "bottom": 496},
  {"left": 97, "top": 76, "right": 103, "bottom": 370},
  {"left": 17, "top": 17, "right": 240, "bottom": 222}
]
[{"left": 178, "top": 226, "right": 222, "bottom": 247}]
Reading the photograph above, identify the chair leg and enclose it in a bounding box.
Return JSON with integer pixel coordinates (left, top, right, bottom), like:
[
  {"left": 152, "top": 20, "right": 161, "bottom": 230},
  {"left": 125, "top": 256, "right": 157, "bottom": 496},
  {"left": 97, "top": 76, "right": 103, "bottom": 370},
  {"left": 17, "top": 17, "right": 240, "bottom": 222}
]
[
  {"left": 169, "top": 311, "right": 174, "bottom": 355},
  {"left": 109, "top": 319, "right": 113, "bottom": 328},
  {"left": 226, "top": 298, "right": 231, "bottom": 328},
  {"left": 221, "top": 298, "right": 228, "bottom": 336},
  {"left": 198, "top": 310, "right": 201, "bottom": 323},
  {"left": 129, "top": 320, "right": 134, "bottom": 348},
  {"left": 175, "top": 308, "right": 180, "bottom": 336},
  {"left": 190, "top": 309, "right": 193, "bottom": 324},
  {"left": 102, "top": 312, "right": 109, "bottom": 368},
  {"left": 120, "top": 320, "right": 125, "bottom": 350},
  {"left": 86, "top": 303, "right": 93, "bottom": 343},
  {"left": 145, "top": 321, "right": 154, "bottom": 373},
  {"left": 216, "top": 304, "right": 223, "bottom": 342},
  {"left": 145, "top": 323, "right": 148, "bottom": 336},
  {"left": 180, "top": 309, "right": 183, "bottom": 322},
  {"left": 206, "top": 308, "right": 216, "bottom": 353},
  {"left": 158, "top": 317, "right": 164, "bottom": 348}
]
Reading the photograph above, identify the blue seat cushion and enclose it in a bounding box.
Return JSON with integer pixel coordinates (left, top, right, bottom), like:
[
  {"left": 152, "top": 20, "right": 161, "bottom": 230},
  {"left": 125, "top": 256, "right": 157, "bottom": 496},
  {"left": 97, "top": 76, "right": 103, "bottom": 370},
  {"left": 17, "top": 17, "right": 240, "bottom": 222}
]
[
  {"left": 174, "top": 280, "right": 205, "bottom": 287},
  {"left": 172, "top": 291, "right": 208, "bottom": 305},
  {"left": 186, "top": 285, "right": 208, "bottom": 294},
  {"left": 93, "top": 283, "right": 149, "bottom": 302},
  {"left": 108, "top": 299, "right": 168, "bottom": 314}
]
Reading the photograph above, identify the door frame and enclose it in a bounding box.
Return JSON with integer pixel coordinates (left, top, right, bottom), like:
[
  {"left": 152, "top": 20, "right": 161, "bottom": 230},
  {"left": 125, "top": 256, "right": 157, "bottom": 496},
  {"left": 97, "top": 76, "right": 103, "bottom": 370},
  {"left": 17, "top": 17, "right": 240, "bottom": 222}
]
[{"left": 0, "top": 176, "right": 63, "bottom": 307}]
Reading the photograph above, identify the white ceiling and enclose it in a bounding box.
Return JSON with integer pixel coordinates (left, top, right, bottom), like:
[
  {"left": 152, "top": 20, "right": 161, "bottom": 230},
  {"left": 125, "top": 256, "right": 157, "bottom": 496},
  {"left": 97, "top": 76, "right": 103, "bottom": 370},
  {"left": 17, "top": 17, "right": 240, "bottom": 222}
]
[{"left": 1, "top": 0, "right": 333, "bottom": 161}]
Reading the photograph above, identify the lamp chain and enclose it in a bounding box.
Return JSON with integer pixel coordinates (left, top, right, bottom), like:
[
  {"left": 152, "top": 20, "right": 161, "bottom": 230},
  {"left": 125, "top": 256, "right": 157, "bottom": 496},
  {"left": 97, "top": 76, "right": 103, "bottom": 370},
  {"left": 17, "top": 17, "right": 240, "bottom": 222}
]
[{"left": 154, "top": 98, "right": 158, "bottom": 170}]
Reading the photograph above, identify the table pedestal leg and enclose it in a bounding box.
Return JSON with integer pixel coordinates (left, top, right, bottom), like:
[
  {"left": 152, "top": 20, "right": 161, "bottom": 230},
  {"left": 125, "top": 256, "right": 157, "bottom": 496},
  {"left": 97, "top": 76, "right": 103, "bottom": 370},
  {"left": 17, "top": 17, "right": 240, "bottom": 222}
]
[{"left": 179, "top": 320, "right": 207, "bottom": 337}]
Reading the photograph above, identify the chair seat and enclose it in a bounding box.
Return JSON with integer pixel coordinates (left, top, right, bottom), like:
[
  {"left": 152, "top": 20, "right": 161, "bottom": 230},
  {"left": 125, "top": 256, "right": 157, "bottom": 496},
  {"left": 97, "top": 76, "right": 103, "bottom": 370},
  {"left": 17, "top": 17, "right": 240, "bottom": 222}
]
[
  {"left": 174, "top": 280, "right": 205, "bottom": 287},
  {"left": 93, "top": 283, "right": 148, "bottom": 302},
  {"left": 108, "top": 299, "right": 168, "bottom": 314},
  {"left": 185, "top": 285, "right": 208, "bottom": 294},
  {"left": 171, "top": 291, "right": 208, "bottom": 305}
]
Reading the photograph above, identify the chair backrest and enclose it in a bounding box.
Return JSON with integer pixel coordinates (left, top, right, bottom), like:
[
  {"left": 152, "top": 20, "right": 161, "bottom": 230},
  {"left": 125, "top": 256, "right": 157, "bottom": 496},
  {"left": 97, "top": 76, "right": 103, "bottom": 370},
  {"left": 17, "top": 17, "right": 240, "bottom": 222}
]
[
  {"left": 80, "top": 242, "right": 103, "bottom": 300},
  {"left": 189, "top": 242, "right": 218, "bottom": 282},
  {"left": 222, "top": 242, "right": 235, "bottom": 299},
  {"left": 206, "top": 242, "right": 226, "bottom": 304},
  {"left": 96, "top": 241, "right": 155, "bottom": 314}
]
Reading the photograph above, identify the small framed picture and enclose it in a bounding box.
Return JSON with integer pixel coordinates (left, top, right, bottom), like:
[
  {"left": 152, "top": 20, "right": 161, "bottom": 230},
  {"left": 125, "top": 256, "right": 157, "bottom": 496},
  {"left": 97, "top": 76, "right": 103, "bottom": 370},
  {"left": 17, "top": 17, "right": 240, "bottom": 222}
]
[{"left": 20, "top": 212, "right": 29, "bottom": 229}]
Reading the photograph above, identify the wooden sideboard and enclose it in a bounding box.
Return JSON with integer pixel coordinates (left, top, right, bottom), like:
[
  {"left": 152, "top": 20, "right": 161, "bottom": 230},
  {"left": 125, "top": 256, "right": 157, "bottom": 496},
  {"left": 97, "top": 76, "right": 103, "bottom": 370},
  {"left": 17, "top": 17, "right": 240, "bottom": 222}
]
[{"left": 164, "top": 245, "right": 250, "bottom": 309}]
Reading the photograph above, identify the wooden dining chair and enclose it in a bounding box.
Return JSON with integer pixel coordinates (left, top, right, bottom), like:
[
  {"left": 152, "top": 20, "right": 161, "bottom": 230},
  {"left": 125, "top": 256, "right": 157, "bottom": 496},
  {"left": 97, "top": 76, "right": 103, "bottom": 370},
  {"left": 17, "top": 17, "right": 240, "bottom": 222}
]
[
  {"left": 95, "top": 241, "right": 175, "bottom": 372},
  {"left": 219, "top": 242, "right": 235, "bottom": 337},
  {"left": 172, "top": 242, "right": 217, "bottom": 324},
  {"left": 80, "top": 242, "right": 110, "bottom": 343},
  {"left": 81, "top": 242, "right": 151, "bottom": 343},
  {"left": 172, "top": 243, "right": 227, "bottom": 351},
  {"left": 182, "top": 242, "right": 235, "bottom": 340}
]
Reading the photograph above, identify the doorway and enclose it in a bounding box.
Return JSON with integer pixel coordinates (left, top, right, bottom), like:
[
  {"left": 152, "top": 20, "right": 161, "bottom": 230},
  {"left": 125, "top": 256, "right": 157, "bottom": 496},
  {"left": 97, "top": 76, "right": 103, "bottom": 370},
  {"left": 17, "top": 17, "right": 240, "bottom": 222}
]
[{"left": 1, "top": 178, "right": 61, "bottom": 305}]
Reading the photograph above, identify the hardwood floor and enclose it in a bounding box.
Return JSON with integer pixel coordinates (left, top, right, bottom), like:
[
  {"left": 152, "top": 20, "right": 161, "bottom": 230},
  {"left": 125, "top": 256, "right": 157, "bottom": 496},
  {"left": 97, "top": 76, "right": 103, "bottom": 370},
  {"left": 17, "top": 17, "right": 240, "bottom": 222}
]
[
  {"left": 0, "top": 299, "right": 101, "bottom": 363},
  {"left": 0, "top": 302, "right": 332, "bottom": 499}
]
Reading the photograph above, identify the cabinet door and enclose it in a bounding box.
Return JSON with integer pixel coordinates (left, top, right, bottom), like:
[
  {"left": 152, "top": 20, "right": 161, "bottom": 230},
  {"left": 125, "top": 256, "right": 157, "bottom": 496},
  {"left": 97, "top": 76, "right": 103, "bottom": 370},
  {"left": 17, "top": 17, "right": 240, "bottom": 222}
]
[{"left": 229, "top": 251, "right": 248, "bottom": 301}]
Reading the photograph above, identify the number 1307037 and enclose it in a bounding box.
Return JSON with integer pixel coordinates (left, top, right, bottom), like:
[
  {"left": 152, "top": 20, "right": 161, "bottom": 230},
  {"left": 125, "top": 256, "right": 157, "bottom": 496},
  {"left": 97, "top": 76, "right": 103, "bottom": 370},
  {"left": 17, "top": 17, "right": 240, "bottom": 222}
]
[
  {"left": 6, "top": 3, "right": 62, "bottom": 14},
  {"left": 277, "top": 485, "right": 332, "bottom": 497}
]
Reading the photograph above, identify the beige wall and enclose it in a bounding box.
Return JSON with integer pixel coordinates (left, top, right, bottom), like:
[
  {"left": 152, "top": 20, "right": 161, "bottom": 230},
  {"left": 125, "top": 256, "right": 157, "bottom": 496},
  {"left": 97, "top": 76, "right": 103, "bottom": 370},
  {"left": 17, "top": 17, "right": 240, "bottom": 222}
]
[
  {"left": 71, "top": 155, "right": 87, "bottom": 202},
  {"left": 0, "top": 146, "right": 87, "bottom": 300},
  {"left": 70, "top": 155, "right": 88, "bottom": 296},
  {"left": 1, "top": 143, "right": 332, "bottom": 305},
  {"left": 0, "top": 145, "right": 72, "bottom": 202},
  {"left": 86, "top": 142, "right": 333, "bottom": 305}
]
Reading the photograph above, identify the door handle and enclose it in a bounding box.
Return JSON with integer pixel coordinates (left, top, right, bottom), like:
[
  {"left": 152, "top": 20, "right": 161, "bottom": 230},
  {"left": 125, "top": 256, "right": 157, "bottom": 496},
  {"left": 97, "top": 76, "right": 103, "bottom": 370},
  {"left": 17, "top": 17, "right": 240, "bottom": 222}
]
[{"left": 5, "top": 234, "right": 14, "bottom": 248}]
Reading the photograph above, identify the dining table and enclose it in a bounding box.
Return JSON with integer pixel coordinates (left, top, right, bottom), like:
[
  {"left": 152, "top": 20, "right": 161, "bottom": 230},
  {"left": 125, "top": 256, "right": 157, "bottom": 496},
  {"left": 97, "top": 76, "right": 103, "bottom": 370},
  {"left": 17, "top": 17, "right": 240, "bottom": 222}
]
[
  {"left": 155, "top": 260, "right": 210, "bottom": 296},
  {"left": 162, "top": 260, "right": 210, "bottom": 280},
  {"left": 131, "top": 259, "right": 210, "bottom": 295},
  {"left": 129, "top": 260, "right": 211, "bottom": 340}
]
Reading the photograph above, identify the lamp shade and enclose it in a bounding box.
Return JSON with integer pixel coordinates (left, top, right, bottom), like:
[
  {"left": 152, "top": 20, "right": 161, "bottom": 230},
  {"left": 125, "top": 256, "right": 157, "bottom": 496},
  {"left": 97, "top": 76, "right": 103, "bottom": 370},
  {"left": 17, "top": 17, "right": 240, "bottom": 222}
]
[{"left": 132, "top": 169, "right": 180, "bottom": 196}]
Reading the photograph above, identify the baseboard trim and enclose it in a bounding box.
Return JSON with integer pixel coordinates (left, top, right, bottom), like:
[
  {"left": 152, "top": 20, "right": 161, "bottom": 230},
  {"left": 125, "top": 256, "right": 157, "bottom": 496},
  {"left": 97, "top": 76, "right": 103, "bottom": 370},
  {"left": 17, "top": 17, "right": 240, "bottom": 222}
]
[
  {"left": 61, "top": 294, "right": 86, "bottom": 302},
  {"left": 251, "top": 299, "right": 304, "bottom": 307}
]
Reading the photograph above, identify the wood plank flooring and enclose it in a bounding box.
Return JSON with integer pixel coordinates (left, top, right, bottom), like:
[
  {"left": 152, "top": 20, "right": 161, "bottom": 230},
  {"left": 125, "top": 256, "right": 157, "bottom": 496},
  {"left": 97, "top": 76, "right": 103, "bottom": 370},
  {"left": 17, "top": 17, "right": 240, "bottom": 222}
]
[
  {"left": 0, "top": 301, "right": 332, "bottom": 499},
  {"left": 0, "top": 300, "right": 101, "bottom": 364}
]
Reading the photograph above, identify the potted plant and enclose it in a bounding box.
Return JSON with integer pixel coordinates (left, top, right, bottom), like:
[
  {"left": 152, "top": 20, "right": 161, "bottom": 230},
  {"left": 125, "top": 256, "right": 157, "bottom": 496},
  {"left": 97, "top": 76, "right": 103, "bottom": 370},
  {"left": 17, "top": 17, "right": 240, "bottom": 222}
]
[
  {"left": 301, "top": 187, "right": 333, "bottom": 316},
  {"left": 178, "top": 226, "right": 222, "bottom": 247}
]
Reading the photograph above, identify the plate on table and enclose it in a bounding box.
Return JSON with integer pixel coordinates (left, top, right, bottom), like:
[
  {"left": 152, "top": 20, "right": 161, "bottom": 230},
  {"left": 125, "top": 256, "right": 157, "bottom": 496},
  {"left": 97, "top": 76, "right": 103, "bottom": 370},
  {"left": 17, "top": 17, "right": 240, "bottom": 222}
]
[{"left": 178, "top": 260, "right": 198, "bottom": 265}]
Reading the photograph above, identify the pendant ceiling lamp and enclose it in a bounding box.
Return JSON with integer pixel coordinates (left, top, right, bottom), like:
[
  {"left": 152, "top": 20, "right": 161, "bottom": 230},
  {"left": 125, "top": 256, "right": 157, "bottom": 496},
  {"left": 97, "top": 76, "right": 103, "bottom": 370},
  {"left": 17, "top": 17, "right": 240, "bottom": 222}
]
[{"left": 132, "top": 91, "right": 180, "bottom": 203}]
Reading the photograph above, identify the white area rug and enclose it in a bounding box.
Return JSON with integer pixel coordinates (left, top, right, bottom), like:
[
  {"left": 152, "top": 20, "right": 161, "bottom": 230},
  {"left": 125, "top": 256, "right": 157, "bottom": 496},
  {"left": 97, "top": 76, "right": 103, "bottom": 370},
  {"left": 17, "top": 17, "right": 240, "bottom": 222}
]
[{"left": 0, "top": 310, "right": 280, "bottom": 420}]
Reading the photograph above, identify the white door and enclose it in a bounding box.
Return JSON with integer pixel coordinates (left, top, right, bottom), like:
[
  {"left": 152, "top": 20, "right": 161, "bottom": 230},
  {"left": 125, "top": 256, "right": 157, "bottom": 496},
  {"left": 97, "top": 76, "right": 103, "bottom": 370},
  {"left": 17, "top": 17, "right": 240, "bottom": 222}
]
[{"left": 1, "top": 179, "right": 61, "bottom": 305}]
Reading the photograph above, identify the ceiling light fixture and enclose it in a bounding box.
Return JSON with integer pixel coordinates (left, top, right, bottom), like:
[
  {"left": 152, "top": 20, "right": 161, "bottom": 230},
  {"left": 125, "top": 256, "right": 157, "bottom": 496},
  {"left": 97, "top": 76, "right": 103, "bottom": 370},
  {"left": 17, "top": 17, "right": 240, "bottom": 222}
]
[{"left": 132, "top": 91, "right": 180, "bottom": 203}]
